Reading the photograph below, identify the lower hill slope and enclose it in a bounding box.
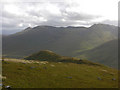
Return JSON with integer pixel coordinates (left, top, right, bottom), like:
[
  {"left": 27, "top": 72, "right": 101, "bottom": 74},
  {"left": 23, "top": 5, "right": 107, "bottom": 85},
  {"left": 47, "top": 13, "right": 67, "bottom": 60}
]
[
  {"left": 2, "top": 50, "right": 119, "bottom": 88},
  {"left": 2, "top": 59, "right": 118, "bottom": 88}
]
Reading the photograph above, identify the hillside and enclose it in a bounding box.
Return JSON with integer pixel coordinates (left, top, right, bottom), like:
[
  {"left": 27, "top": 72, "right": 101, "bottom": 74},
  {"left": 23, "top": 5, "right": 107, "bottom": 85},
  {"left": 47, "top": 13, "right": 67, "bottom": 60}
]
[
  {"left": 24, "top": 50, "right": 100, "bottom": 66},
  {"left": 24, "top": 50, "right": 62, "bottom": 61},
  {"left": 2, "top": 58, "right": 118, "bottom": 88},
  {"left": 2, "top": 24, "right": 118, "bottom": 68},
  {"left": 77, "top": 39, "right": 118, "bottom": 68}
]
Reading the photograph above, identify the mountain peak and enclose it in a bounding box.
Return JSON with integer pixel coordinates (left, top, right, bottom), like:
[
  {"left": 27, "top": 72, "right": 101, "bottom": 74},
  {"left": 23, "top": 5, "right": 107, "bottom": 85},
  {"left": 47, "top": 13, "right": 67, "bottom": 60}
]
[
  {"left": 24, "top": 27, "right": 32, "bottom": 31},
  {"left": 90, "top": 23, "right": 116, "bottom": 28}
]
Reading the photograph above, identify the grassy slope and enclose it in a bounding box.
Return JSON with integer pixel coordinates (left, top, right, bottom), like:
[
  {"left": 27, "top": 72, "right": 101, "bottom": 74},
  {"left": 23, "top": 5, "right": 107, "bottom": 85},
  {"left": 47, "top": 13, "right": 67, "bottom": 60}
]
[
  {"left": 2, "top": 59, "right": 118, "bottom": 88},
  {"left": 77, "top": 39, "right": 118, "bottom": 68}
]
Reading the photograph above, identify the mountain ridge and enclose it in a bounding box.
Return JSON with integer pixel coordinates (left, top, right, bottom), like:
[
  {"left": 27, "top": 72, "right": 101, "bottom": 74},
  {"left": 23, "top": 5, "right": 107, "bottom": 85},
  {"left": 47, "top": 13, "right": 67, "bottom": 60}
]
[
  {"left": 3, "top": 23, "right": 118, "bottom": 68},
  {"left": 3, "top": 23, "right": 117, "bottom": 36}
]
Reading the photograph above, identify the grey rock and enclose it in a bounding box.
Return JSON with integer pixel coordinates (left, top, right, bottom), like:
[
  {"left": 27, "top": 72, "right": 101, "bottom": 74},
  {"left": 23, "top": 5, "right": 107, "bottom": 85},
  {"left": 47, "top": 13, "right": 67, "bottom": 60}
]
[
  {"left": 97, "top": 77, "right": 102, "bottom": 80},
  {"left": 112, "top": 78, "right": 116, "bottom": 81}
]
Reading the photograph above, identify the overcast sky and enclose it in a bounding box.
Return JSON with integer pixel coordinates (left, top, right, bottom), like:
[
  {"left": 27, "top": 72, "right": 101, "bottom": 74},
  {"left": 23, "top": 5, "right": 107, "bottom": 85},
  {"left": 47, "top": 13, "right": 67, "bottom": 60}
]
[{"left": 0, "top": 0, "right": 119, "bottom": 34}]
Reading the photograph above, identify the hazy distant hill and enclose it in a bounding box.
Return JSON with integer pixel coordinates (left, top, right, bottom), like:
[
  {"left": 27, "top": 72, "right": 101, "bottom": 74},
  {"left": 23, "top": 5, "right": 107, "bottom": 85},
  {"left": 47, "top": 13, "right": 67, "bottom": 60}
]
[{"left": 3, "top": 24, "right": 118, "bottom": 67}]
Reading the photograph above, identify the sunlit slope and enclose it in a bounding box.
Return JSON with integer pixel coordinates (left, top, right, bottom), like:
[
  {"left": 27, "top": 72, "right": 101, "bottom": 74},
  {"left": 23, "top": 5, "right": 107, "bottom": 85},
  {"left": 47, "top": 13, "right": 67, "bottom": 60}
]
[{"left": 77, "top": 39, "right": 118, "bottom": 68}]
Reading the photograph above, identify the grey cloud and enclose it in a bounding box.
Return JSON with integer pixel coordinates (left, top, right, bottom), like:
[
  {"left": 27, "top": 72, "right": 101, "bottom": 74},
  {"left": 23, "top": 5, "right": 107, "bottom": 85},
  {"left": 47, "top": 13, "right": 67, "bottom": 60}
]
[
  {"left": 101, "top": 20, "right": 118, "bottom": 26},
  {"left": 63, "top": 12, "right": 100, "bottom": 21},
  {"left": 1, "top": 1, "right": 115, "bottom": 35}
]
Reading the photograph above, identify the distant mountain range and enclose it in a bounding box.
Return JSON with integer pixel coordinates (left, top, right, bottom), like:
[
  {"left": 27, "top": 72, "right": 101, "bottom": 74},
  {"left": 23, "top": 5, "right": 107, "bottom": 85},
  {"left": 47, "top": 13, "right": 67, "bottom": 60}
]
[{"left": 3, "top": 24, "right": 118, "bottom": 68}]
